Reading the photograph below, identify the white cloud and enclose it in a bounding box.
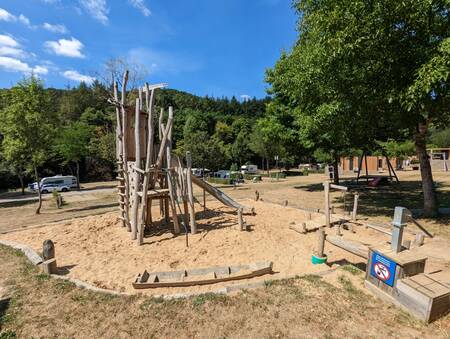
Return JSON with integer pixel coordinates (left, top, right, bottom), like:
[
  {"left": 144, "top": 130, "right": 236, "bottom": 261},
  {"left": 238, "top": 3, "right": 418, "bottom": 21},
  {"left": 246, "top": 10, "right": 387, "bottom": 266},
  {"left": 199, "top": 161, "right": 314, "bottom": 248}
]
[
  {"left": 0, "top": 8, "right": 16, "bottom": 22},
  {"left": 62, "top": 70, "right": 95, "bottom": 83},
  {"left": 18, "top": 14, "right": 30, "bottom": 26},
  {"left": 44, "top": 37, "right": 85, "bottom": 58},
  {"left": 0, "top": 34, "right": 19, "bottom": 48},
  {"left": 79, "top": 0, "right": 109, "bottom": 25},
  {"left": 43, "top": 22, "right": 68, "bottom": 34},
  {"left": 33, "top": 65, "right": 49, "bottom": 75},
  {"left": 128, "top": 0, "right": 151, "bottom": 16},
  {"left": 0, "top": 46, "right": 26, "bottom": 58},
  {"left": 240, "top": 94, "right": 251, "bottom": 102},
  {"left": 0, "top": 56, "right": 47, "bottom": 75}
]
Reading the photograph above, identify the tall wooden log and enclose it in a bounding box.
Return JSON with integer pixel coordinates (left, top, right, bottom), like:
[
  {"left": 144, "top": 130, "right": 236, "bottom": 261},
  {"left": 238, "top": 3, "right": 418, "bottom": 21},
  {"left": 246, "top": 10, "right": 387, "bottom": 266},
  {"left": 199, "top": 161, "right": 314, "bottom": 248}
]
[
  {"left": 138, "top": 84, "right": 155, "bottom": 245},
  {"left": 131, "top": 98, "right": 141, "bottom": 240},
  {"left": 186, "top": 151, "right": 197, "bottom": 234},
  {"left": 121, "top": 71, "right": 131, "bottom": 231},
  {"left": 166, "top": 107, "right": 180, "bottom": 234}
]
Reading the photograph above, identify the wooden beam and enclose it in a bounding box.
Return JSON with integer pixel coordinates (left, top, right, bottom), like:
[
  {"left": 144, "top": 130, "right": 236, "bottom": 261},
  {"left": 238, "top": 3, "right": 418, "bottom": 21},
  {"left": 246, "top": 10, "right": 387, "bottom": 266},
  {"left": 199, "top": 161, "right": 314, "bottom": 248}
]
[{"left": 326, "top": 235, "right": 369, "bottom": 259}]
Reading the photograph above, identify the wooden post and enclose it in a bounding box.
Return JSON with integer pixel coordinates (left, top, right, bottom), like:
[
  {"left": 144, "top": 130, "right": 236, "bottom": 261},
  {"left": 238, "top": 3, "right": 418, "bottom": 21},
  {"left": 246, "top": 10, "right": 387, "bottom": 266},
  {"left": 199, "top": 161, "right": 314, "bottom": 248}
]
[
  {"left": 43, "top": 240, "right": 55, "bottom": 260},
  {"left": 121, "top": 71, "right": 131, "bottom": 232},
  {"left": 352, "top": 193, "right": 359, "bottom": 221},
  {"left": 203, "top": 188, "right": 206, "bottom": 214},
  {"left": 42, "top": 240, "right": 57, "bottom": 274},
  {"left": 138, "top": 84, "right": 155, "bottom": 245},
  {"left": 166, "top": 107, "right": 180, "bottom": 234},
  {"left": 238, "top": 208, "right": 244, "bottom": 231},
  {"left": 413, "top": 232, "right": 425, "bottom": 247},
  {"left": 131, "top": 98, "right": 141, "bottom": 241},
  {"left": 186, "top": 152, "right": 197, "bottom": 234},
  {"left": 301, "top": 222, "right": 307, "bottom": 234},
  {"left": 316, "top": 227, "right": 326, "bottom": 257},
  {"left": 324, "top": 181, "right": 330, "bottom": 227}
]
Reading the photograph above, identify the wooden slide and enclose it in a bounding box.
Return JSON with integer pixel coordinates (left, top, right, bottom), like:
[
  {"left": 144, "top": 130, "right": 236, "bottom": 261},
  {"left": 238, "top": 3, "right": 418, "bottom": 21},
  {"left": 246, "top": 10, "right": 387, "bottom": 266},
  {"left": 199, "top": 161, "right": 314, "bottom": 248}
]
[{"left": 191, "top": 175, "right": 254, "bottom": 214}]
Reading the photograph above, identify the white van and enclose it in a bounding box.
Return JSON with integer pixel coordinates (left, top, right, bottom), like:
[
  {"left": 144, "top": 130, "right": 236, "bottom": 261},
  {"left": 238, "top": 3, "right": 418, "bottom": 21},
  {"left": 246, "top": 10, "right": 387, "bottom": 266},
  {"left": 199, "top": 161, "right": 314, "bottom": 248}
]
[
  {"left": 241, "top": 165, "right": 258, "bottom": 174},
  {"left": 29, "top": 175, "right": 77, "bottom": 191}
]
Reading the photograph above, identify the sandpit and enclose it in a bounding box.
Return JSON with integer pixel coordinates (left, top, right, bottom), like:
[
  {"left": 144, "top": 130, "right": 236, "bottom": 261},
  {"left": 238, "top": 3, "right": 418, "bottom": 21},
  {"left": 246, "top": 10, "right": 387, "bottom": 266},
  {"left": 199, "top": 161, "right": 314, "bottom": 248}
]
[{"left": 0, "top": 199, "right": 430, "bottom": 295}]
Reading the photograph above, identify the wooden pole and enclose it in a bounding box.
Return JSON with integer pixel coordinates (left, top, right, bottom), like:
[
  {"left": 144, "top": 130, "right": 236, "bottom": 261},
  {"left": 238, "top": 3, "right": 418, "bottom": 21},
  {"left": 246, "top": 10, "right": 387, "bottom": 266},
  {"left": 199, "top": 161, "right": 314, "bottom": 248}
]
[
  {"left": 323, "top": 181, "right": 330, "bottom": 227},
  {"left": 131, "top": 98, "right": 141, "bottom": 241},
  {"left": 238, "top": 207, "right": 244, "bottom": 231},
  {"left": 316, "top": 227, "right": 326, "bottom": 257},
  {"left": 121, "top": 71, "right": 130, "bottom": 231},
  {"left": 356, "top": 152, "right": 364, "bottom": 183},
  {"left": 352, "top": 193, "right": 359, "bottom": 221},
  {"left": 138, "top": 84, "right": 155, "bottom": 245},
  {"left": 203, "top": 188, "right": 206, "bottom": 214},
  {"left": 166, "top": 107, "right": 180, "bottom": 234},
  {"left": 186, "top": 151, "right": 197, "bottom": 234},
  {"left": 364, "top": 153, "right": 369, "bottom": 184}
]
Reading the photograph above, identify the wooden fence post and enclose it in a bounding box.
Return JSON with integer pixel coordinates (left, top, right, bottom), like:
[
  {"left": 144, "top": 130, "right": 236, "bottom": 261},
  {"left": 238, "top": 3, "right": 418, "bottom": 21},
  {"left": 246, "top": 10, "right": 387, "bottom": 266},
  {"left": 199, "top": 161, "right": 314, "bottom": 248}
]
[
  {"left": 352, "top": 193, "right": 359, "bottom": 221},
  {"left": 324, "top": 181, "right": 330, "bottom": 227}
]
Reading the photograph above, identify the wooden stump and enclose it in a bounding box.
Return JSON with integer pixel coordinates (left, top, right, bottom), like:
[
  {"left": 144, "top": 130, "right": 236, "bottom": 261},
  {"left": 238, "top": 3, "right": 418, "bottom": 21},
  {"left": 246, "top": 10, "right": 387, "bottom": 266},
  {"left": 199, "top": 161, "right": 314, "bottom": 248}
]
[{"left": 42, "top": 239, "right": 55, "bottom": 260}]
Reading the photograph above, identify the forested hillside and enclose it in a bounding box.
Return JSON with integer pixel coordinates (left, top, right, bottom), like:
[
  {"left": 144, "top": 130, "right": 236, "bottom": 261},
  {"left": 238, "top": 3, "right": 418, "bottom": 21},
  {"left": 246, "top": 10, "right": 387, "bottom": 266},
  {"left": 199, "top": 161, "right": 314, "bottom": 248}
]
[{"left": 0, "top": 79, "right": 282, "bottom": 191}]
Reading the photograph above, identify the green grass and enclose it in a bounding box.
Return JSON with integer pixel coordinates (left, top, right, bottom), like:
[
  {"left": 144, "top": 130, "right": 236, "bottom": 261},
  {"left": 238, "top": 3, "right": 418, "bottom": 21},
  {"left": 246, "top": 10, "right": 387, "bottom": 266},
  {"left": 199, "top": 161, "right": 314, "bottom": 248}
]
[
  {"left": 191, "top": 293, "right": 228, "bottom": 307},
  {"left": 0, "top": 330, "right": 16, "bottom": 339},
  {"left": 341, "top": 265, "right": 362, "bottom": 275}
]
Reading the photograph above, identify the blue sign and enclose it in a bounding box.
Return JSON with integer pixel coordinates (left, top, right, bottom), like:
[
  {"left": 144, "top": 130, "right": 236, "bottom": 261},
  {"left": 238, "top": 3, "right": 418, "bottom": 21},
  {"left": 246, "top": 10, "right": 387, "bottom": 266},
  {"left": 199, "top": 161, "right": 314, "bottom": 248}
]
[{"left": 370, "top": 252, "right": 397, "bottom": 287}]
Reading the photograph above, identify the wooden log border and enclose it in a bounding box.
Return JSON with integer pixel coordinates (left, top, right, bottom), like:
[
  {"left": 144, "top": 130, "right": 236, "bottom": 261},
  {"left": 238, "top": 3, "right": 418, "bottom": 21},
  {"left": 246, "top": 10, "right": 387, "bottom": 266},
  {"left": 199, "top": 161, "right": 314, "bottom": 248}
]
[{"left": 0, "top": 240, "right": 341, "bottom": 299}]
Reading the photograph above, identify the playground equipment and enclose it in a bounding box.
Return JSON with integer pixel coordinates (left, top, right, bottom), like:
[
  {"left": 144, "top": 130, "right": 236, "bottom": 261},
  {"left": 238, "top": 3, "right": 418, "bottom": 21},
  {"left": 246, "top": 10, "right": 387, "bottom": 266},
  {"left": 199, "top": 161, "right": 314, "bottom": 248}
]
[
  {"left": 310, "top": 203, "right": 449, "bottom": 323},
  {"left": 110, "top": 71, "right": 251, "bottom": 245}
]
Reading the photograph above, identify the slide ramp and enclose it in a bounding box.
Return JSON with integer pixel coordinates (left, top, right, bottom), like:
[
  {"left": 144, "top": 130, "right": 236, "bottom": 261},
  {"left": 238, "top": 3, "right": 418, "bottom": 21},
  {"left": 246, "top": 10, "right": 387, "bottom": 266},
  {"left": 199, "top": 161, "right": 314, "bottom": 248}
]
[{"left": 191, "top": 175, "right": 254, "bottom": 214}]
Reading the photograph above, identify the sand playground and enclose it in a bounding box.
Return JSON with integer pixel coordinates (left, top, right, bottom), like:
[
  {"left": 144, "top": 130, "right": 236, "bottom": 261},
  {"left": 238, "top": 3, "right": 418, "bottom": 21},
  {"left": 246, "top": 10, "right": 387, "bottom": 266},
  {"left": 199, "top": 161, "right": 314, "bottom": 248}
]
[{"left": 2, "top": 199, "right": 449, "bottom": 296}]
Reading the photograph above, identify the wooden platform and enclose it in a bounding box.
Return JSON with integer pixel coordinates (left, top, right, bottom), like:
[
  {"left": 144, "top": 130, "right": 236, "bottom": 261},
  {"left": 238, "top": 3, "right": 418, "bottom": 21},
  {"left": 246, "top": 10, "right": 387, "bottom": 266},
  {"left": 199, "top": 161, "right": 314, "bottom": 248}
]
[
  {"left": 137, "top": 188, "right": 170, "bottom": 199},
  {"left": 289, "top": 214, "right": 349, "bottom": 233},
  {"left": 133, "top": 261, "right": 273, "bottom": 289}
]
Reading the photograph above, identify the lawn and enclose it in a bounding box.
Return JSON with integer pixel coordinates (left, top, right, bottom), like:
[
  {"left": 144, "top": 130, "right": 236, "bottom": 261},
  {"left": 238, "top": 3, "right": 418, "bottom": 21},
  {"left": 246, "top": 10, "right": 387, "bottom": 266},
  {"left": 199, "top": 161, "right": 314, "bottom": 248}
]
[{"left": 0, "top": 245, "right": 448, "bottom": 338}]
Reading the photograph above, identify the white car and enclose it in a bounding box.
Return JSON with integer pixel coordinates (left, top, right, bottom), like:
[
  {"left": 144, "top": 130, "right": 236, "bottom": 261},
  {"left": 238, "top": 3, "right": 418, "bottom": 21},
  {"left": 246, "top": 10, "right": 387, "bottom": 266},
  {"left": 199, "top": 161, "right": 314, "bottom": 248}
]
[{"left": 40, "top": 184, "right": 71, "bottom": 194}]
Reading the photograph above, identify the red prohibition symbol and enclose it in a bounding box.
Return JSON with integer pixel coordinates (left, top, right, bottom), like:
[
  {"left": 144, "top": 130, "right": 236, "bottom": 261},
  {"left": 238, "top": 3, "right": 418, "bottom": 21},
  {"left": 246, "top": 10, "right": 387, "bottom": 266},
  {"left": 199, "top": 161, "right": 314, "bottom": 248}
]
[{"left": 373, "top": 262, "right": 390, "bottom": 281}]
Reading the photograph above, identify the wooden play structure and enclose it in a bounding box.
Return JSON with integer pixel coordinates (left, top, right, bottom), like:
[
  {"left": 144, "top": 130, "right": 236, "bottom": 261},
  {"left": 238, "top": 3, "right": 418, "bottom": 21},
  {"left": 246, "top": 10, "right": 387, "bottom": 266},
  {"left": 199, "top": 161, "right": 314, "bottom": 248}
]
[
  {"left": 110, "top": 71, "right": 252, "bottom": 245},
  {"left": 306, "top": 199, "right": 450, "bottom": 323},
  {"left": 133, "top": 261, "right": 273, "bottom": 289}
]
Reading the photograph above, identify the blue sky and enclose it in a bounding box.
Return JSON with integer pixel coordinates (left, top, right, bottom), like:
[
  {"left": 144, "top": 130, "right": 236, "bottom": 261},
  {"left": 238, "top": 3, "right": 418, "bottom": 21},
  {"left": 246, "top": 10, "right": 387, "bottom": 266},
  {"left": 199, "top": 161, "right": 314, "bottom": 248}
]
[{"left": 0, "top": 0, "right": 297, "bottom": 98}]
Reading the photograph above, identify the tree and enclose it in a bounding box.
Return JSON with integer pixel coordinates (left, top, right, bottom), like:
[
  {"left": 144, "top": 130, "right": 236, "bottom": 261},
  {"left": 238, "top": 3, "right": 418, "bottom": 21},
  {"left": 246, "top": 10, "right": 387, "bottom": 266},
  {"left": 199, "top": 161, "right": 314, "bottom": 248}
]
[
  {"left": 0, "top": 77, "right": 56, "bottom": 213},
  {"left": 54, "top": 121, "right": 92, "bottom": 190},
  {"left": 267, "top": 0, "right": 450, "bottom": 215}
]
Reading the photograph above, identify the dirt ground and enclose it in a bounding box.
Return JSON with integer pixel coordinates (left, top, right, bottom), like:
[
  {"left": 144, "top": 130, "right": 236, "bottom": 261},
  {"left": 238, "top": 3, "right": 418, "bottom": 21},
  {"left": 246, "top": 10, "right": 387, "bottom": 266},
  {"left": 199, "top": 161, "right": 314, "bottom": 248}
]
[
  {"left": 1, "top": 171, "right": 450, "bottom": 337},
  {"left": 1, "top": 245, "right": 449, "bottom": 338}
]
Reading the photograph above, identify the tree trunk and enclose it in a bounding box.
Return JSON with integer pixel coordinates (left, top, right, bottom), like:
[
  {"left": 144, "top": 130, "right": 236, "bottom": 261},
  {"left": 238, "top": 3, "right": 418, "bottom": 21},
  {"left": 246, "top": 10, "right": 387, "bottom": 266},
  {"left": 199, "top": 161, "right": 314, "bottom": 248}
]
[
  {"left": 34, "top": 166, "right": 42, "bottom": 215},
  {"left": 266, "top": 158, "right": 270, "bottom": 175},
  {"left": 18, "top": 173, "right": 24, "bottom": 195},
  {"left": 415, "top": 121, "right": 438, "bottom": 217},
  {"left": 333, "top": 157, "right": 340, "bottom": 185},
  {"left": 76, "top": 161, "right": 80, "bottom": 190}
]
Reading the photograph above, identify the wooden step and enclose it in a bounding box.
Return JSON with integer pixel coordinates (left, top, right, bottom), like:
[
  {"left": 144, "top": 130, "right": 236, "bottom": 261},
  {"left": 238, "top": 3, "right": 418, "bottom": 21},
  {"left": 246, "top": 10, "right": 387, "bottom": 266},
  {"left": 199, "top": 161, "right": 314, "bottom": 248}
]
[
  {"left": 116, "top": 176, "right": 125, "bottom": 181},
  {"left": 137, "top": 189, "right": 170, "bottom": 199}
]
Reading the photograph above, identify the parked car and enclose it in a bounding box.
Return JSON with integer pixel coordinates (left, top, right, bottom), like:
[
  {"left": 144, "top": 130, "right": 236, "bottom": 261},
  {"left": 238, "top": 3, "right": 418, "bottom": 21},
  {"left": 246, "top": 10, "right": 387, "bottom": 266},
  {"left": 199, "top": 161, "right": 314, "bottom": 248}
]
[
  {"left": 241, "top": 164, "right": 258, "bottom": 174},
  {"left": 40, "top": 183, "right": 71, "bottom": 194},
  {"left": 29, "top": 175, "right": 77, "bottom": 191}
]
